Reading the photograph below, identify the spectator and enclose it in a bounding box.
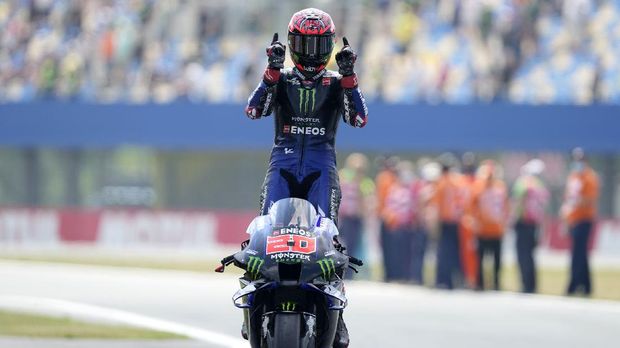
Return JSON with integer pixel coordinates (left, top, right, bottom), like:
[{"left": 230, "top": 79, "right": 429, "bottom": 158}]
[
  {"left": 381, "top": 160, "right": 418, "bottom": 282},
  {"left": 471, "top": 160, "right": 509, "bottom": 291},
  {"left": 458, "top": 152, "right": 479, "bottom": 289},
  {"left": 418, "top": 159, "right": 442, "bottom": 283},
  {"left": 375, "top": 155, "right": 399, "bottom": 281},
  {"left": 432, "top": 153, "right": 465, "bottom": 289},
  {"left": 561, "top": 148, "right": 599, "bottom": 296},
  {"left": 563, "top": 0, "right": 592, "bottom": 50},
  {"left": 418, "top": 159, "right": 441, "bottom": 203},
  {"left": 338, "top": 153, "right": 375, "bottom": 277},
  {"left": 376, "top": 156, "right": 399, "bottom": 224},
  {"left": 511, "top": 158, "right": 550, "bottom": 293}
]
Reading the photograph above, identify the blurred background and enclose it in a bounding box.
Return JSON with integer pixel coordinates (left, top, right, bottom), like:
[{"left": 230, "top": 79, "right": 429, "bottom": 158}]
[{"left": 1, "top": 0, "right": 619, "bottom": 300}]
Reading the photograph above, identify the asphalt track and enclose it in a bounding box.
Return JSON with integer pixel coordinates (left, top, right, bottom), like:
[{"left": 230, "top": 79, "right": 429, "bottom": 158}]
[{"left": 1, "top": 260, "right": 619, "bottom": 348}]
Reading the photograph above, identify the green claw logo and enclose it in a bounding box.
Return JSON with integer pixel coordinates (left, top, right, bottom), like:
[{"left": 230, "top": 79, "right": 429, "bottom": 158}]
[
  {"left": 298, "top": 88, "right": 316, "bottom": 114},
  {"left": 247, "top": 256, "right": 264, "bottom": 280},
  {"left": 280, "top": 301, "right": 296, "bottom": 311},
  {"left": 317, "top": 258, "right": 336, "bottom": 280}
]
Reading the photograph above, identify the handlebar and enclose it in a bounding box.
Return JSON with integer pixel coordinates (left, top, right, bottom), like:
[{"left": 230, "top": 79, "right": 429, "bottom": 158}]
[{"left": 348, "top": 255, "right": 364, "bottom": 267}]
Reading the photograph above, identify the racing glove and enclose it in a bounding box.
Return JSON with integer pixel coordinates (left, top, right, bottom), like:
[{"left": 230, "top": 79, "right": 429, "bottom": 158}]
[
  {"left": 264, "top": 33, "right": 285, "bottom": 85},
  {"left": 336, "top": 37, "right": 358, "bottom": 89}
]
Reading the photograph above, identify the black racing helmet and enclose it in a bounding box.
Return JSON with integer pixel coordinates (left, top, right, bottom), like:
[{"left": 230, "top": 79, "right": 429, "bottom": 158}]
[{"left": 287, "top": 8, "right": 336, "bottom": 75}]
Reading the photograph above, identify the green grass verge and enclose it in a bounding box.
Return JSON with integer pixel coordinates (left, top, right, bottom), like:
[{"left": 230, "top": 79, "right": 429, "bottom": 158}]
[
  {"left": 0, "top": 253, "right": 242, "bottom": 274},
  {"left": 499, "top": 265, "right": 620, "bottom": 301},
  {"left": 367, "top": 261, "right": 620, "bottom": 301},
  {"left": 0, "top": 310, "right": 186, "bottom": 339}
]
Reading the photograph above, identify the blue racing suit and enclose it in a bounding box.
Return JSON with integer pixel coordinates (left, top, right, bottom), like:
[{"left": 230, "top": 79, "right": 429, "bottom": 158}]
[{"left": 245, "top": 67, "right": 368, "bottom": 223}]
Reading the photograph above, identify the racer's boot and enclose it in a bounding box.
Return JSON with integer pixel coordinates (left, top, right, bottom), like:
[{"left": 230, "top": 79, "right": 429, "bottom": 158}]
[
  {"left": 241, "top": 320, "right": 248, "bottom": 340},
  {"left": 333, "top": 311, "right": 350, "bottom": 347},
  {"left": 240, "top": 304, "right": 250, "bottom": 340}
]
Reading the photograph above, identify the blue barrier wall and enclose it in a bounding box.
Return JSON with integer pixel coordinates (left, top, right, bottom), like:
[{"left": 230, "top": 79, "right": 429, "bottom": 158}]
[{"left": 1, "top": 103, "right": 618, "bottom": 152}]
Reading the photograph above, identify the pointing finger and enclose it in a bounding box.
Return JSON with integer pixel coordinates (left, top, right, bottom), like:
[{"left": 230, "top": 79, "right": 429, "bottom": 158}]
[
  {"left": 272, "top": 33, "right": 279, "bottom": 44},
  {"left": 342, "top": 36, "right": 349, "bottom": 47}
]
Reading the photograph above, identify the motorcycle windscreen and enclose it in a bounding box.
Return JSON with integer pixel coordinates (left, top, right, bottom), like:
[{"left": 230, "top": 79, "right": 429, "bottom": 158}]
[
  {"left": 240, "top": 198, "right": 345, "bottom": 282},
  {"left": 268, "top": 198, "right": 317, "bottom": 229}
]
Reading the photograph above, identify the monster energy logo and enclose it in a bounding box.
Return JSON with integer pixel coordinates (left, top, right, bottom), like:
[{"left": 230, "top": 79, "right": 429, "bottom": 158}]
[
  {"left": 298, "top": 88, "right": 316, "bottom": 114},
  {"left": 317, "top": 258, "right": 336, "bottom": 280},
  {"left": 279, "top": 301, "right": 296, "bottom": 311},
  {"left": 247, "top": 256, "right": 264, "bottom": 280}
]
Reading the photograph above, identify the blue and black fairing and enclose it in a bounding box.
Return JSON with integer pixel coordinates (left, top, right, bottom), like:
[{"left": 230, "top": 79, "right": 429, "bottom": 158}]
[{"left": 231, "top": 198, "right": 349, "bottom": 308}]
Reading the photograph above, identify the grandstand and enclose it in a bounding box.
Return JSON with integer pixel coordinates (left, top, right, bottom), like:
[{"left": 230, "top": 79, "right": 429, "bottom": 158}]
[{"left": 1, "top": 0, "right": 620, "bottom": 104}]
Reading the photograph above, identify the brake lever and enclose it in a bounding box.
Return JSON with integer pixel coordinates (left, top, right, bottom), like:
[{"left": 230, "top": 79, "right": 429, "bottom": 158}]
[{"left": 214, "top": 254, "right": 236, "bottom": 273}]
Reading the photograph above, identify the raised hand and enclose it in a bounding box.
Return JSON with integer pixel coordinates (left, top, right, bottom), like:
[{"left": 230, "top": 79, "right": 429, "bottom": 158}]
[
  {"left": 335, "top": 37, "right": 357, "bottom": 76},
  {"left": 266, "top": 33, "right": 286, "bottom": 69}
]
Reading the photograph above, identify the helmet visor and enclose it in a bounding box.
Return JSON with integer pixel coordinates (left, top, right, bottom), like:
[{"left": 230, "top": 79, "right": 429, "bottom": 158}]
[{"left": 288, "top": 33, "right": 334, "bottom": 57}]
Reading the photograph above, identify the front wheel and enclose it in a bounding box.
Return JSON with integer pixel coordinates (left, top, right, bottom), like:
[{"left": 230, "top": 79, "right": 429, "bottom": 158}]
[
  {"left": 261, "top": 312, "right": 316, "bottom": 348},
  {"left": 272, "top": 313, "right": 301, "bottom": 348}
]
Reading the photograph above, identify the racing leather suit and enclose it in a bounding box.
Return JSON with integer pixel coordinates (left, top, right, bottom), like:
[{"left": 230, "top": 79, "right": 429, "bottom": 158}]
[{"left": 245, "top": 67, "right": 368, "bottom": 223}]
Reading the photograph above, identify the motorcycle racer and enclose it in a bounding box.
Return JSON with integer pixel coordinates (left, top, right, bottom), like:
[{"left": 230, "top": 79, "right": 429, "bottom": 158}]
[
  {"left": 244, "top": 8, "right": 368, "bottom": 347},
  {"left": 245, "top": 8, "right": 368, "bottom": 225}
]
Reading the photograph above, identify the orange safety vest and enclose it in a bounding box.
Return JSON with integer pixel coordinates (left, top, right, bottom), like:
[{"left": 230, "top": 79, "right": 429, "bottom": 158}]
[
  {"left": 432, "top": 172, "right": 464, "bottom": 223},
  {"left": 472, "top": 179, "right": 509, "bottom": 238},
  {"left": 563, "top": 167, "right": 599, "bottom": 225}
]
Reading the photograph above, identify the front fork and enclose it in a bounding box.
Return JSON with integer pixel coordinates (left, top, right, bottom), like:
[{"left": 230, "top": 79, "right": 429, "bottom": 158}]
[{"left": 239, "top": 278, "right": 251, "bottom": 339}]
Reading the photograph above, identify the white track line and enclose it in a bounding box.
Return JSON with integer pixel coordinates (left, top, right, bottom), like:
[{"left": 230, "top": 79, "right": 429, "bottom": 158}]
[{"left": 0, "top": 295, "right": 247, "bottom": 348}]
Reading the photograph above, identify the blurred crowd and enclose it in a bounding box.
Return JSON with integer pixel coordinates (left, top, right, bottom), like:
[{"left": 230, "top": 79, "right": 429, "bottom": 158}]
[
  {"left": 338, "top": 148, "right": 599, "bottom": 295},
  {"left": 1, "top": 0, "right": 620, "bottom": 104}
]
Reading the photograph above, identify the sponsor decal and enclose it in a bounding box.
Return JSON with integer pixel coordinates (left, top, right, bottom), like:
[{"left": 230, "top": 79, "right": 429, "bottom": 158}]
[
  {"left": 261, "top": 91, "right": 273, "bottom": 116},
  {"left": 98, "top": 211, "right": 216, "bottom": 246},
  {"left": 355, "top": 114, "right": 366, "bottom": 127},
  {"left": 285, "top": 148, "right": 294, "bottom": 155},
  {"left": 291, "top": 116, "right": 320, "bottom": 124},
  {"left": 329, "top": 188, "right": 339, "bottom": 221},
  {"left": 324, "top": 250, "right": 335, "bottom": 257},
  {"left": 0, "top": 209, "right": 59, "bottom": 245},
  {"left": 343, "top": 92, "right": 351, "bottom": 123},
  {"left": 293, "top": 68, "right": 325, "bottom": 81},
  {"left": 282, "top": 125, "right": 326, "bottom": 136},
  {"left": 322, "top": 77, "right": 331, "bottom": 86},
  {"left": 272, "top": 226, "right": 314, "bottom": 237},
  {"left": 359, "top": 89, "right": 369, "bottom": 116},
  {"left": 298, "top": 87, "right": 316, "bottom": 114},
  {"left": 279, "top": 301, "right": 297, "bottom": 311},
  {"left": 259, "top": 185, "right": 269, "bottom": 215},
  {"left": 247, "top": 256, "right": 264, "bottom": 280},
  {"left": 246, "top": 249, "right": 258, "bottom": 255},
  {"left": 266, "top": 234, "right": 317, "bottom": 254},
  {"left": 270, "top": 252, "right": 311, "bottom": 262},
  {"left": 317, "top": 258, "right": 336, "bottom": 280},
  {"left": 317, "top": 216, "right": 328, "bottom": 228}
]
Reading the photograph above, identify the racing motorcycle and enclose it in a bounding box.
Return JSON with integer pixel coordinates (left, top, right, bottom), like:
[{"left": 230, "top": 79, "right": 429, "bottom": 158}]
[{"left": 216, "top": 197, "right": 363, "bottom": 348}]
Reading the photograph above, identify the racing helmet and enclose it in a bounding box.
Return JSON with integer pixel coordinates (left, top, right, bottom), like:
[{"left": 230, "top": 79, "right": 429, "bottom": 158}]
[{"left": 288, "top": 8, "right": 335, "bottom": 76}]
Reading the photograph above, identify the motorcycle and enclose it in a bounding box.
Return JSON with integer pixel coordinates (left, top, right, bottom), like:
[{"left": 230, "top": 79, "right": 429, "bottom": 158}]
[{"left": 216, "top": 197, "right": 363, "bottom": 348}]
